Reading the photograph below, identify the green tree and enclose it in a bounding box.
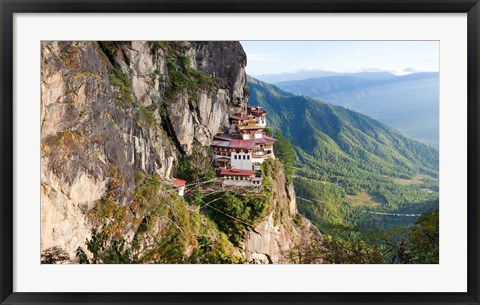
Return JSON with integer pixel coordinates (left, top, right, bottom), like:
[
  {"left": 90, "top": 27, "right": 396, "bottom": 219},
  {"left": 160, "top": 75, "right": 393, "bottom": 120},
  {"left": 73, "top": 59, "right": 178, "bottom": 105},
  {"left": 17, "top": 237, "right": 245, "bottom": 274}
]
[
  {"left": 76, "top": 229, "right": 134, "bottom": 264},
  {"left": 273, "top": 129, "right": 296, "bottom": 184},
  {"left": 264, "top": 126, "right": 273, "bottom": 137},
  {"left": 177, "top": 144, "right": 216, "bottom": 182},
  {"left": 410, "top": 209, "right": 439, "bottom": 263},
  {"left": 320, "top": 231, "right": 383, "bottom": 264}
]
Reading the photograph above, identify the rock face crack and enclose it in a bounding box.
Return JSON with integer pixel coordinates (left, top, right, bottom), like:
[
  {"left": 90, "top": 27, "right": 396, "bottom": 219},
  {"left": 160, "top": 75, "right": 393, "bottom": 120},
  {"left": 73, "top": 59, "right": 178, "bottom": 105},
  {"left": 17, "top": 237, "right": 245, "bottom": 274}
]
[
  {"left": 251, "top": 227, "right": 262, "bottom": 237},
  {"left": 262, "top": 253, "right": 273, "bottom": 264},
  {"left": 161, "top": 112, "right": 185, "bottom": 155}
]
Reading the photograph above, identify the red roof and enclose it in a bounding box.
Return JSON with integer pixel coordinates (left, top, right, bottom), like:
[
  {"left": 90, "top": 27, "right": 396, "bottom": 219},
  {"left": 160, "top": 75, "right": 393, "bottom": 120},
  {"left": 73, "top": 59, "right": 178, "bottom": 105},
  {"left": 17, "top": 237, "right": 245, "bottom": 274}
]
[
  {"left": 230, "top": 139, "right": 256, "bottom": 149},
  {"left": 254, "top": 135, "right": 277, "bottom": 144},
  {"left": 213, "top": 134, "right": 231, "bottom": 141},
  {"left": 211, "top": 140, "right": 231, "bottom": 148},
  {"left": 251, "top": 109, "right": 266, "bottom": 115},
  {"left": 170, "top": 179, "right": 186, "bottom": 188},
  {"left": 229, "top": 114, "right": 250, "bottom": 121},
  {"left": 220, "top": 169, "right": 254, "bottom": 176}
]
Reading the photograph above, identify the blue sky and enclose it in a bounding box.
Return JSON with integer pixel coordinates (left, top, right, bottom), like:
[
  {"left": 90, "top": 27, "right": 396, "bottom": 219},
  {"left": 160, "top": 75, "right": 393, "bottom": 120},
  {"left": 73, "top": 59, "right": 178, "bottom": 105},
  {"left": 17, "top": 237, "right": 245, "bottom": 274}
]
[{"left": 240, "top": 41, "right": 439, "bottom": 76}]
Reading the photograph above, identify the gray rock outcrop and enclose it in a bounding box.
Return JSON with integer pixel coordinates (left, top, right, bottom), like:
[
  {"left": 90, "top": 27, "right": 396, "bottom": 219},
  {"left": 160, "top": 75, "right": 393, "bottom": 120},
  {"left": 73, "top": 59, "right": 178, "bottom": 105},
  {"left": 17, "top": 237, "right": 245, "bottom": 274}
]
[
  {"left": 40, "top": 41, "right": 321, "bottom": 263},
  {"left": 41, "top": 41, "right": 247, "bottom": 258}
]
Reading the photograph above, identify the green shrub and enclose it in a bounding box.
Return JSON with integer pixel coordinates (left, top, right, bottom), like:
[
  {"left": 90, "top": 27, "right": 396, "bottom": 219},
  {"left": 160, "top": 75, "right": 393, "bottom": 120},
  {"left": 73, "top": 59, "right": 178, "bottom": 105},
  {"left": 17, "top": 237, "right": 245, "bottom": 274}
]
[
  {"left": 165, "top": 54, "right": 219, "bottom": 102},
  {"left": 77, "top": 229, "right": 134, "bottom": 264},
  {"left": 177, "top": 144, "right": 216, "bottom": 182},
  {"left": 109, "top": 67, "right": 134, "bottom": 106},
  {"left": 203, "top": 188, "right": 271, "bottom": 246}
]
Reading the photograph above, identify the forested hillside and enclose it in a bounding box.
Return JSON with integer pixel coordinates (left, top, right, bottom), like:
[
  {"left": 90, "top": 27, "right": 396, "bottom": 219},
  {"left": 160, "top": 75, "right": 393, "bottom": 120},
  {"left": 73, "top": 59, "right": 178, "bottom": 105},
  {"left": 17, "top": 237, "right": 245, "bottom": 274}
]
[
  {"left": 248, "top": 76, "right": 439, "bottom": 263},
  {"left": 274, "top": 72, "right": 439, "bottom": 147}
]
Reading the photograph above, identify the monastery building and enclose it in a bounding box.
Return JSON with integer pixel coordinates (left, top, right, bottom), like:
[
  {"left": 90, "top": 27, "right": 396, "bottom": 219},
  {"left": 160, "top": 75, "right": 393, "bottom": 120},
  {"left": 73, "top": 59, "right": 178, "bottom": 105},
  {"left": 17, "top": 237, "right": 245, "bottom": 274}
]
[{"left": 211, "top": 105, "right": 276, "bottom": 187}]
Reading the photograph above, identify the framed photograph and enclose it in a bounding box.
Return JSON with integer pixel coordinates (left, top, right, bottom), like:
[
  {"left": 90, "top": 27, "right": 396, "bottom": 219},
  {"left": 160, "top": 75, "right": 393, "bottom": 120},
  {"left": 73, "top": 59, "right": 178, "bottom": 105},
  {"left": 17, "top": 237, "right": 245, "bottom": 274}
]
[{"left": 1, "top": 0, "right": 479, "bottom": 304}]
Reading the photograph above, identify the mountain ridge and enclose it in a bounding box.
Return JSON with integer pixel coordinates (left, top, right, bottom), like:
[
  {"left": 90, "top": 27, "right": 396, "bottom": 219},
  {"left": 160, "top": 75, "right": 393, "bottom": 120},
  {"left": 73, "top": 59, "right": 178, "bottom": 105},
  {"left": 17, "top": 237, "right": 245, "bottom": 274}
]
[
  {"left": 272, "top": 72, "right": 439, "bottom": 147},
  {"left": 247, "top": 76, "right": 438, "bottom": 213}
]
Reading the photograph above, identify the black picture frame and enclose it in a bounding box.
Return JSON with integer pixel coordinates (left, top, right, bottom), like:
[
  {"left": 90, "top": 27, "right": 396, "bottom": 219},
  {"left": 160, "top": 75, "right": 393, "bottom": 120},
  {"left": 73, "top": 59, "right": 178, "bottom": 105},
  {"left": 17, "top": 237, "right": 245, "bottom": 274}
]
[{"left": 1, "top": 1, "right": 479, "bottom": 304}]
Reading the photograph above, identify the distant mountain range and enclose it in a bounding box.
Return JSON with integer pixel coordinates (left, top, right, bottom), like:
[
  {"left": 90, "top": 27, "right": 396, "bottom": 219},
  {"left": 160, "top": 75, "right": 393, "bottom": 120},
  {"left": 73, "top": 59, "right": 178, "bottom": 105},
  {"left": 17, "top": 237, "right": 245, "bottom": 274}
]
[
  {"left": 253, "top": 70, "right": 400, "bottom": 83},
  {"left": 248, "top": 75, "right": 439, "bottom": 231},
  {"left": 254, "top": 71, "right": 439, "bottom": 148},
  {"left": 247, "top": 76, "right": 438, "bottom": 179}
]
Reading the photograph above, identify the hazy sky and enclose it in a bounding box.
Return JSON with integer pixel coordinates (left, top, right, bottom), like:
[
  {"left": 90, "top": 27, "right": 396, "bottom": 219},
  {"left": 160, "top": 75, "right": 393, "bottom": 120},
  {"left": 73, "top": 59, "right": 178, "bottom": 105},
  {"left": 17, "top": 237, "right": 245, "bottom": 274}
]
[{"left": 240, "top": 41, "right": 439, "bottom": 76}]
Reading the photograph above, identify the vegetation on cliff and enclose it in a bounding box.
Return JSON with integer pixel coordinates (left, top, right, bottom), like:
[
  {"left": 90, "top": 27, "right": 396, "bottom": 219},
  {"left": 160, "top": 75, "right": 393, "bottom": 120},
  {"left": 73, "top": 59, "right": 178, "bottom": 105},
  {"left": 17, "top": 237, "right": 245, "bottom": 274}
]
[
  {"left": 74, "top": 157, "right": 300, "bottom": 264},
  {"left": 41, "top": 41, "right": 250, "bottom": 263}
]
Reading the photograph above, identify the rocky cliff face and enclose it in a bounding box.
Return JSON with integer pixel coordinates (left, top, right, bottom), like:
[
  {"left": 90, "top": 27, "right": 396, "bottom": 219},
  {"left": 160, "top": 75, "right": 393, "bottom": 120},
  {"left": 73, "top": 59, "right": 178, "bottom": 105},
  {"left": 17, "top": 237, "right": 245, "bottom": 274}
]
[
  {"left": 245, "top": 161, "right": 321, "bottom": 264},
  {"left": 40, "top": 41, "right": 320, "bottom": 263}
]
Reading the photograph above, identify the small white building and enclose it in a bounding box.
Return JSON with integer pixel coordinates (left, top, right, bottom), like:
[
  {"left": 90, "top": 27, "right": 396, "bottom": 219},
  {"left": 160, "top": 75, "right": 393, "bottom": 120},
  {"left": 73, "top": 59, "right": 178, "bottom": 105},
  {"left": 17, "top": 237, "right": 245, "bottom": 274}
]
[
  {"left": 219, "top": 169, "right": 262, "bottom": 187},
  {"left": 168, "top": 178, "right": 186, "bottom": 196}
]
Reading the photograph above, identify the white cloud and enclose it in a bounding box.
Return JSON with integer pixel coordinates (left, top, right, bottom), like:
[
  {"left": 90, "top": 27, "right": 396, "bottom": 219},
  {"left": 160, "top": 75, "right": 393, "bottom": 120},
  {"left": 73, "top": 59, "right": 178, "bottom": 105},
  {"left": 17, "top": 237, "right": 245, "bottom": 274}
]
[{"left": 403, "top": 66, "right": 419, "bottom": 73}]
